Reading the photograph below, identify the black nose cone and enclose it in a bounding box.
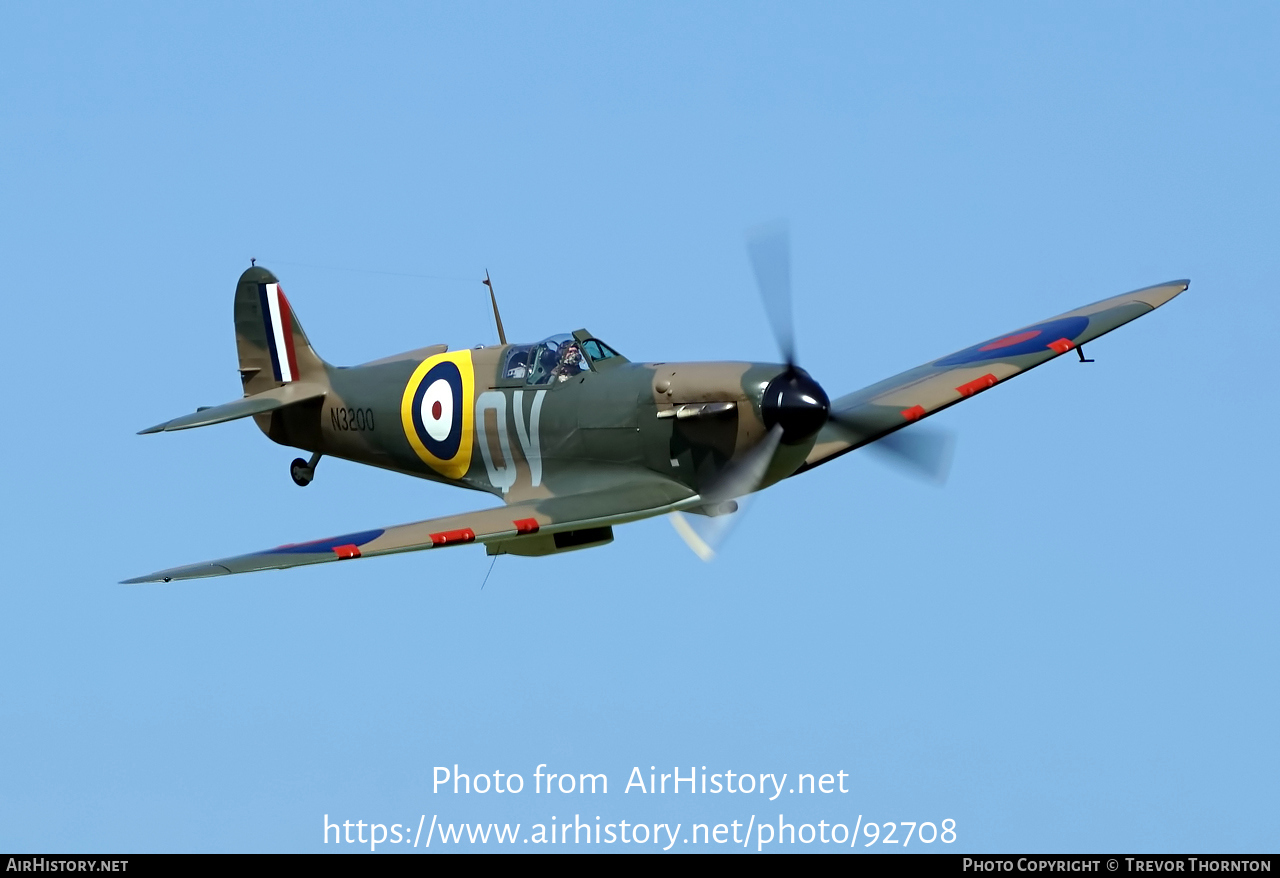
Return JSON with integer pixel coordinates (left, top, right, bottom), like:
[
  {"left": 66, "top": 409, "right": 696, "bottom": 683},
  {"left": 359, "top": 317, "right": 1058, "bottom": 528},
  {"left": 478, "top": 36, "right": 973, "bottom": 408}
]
[{"left": 761, "top": 368, "right": 830, "bottom": 444}]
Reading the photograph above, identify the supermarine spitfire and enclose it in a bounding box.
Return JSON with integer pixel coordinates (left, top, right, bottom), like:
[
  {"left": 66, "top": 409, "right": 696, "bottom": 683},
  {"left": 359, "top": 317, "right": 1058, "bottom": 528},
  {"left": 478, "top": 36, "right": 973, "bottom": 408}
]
[{"left": 125, "top": 228, "right": 1187, "bottom": 583}]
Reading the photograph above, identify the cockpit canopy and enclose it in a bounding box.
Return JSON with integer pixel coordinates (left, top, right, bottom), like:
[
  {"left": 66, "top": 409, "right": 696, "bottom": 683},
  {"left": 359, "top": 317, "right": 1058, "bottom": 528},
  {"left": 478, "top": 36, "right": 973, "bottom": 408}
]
[{"left": 501, "top": 333, "right": 623, "bottom": 385}]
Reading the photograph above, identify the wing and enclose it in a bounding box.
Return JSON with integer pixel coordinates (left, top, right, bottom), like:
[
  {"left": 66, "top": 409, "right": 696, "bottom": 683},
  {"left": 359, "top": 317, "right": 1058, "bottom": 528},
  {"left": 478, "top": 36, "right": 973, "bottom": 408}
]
[
  {"left": 123, "top": 474, "right": 696, "bottom": 583},
  {"left": 799, "top": 279, "right": 1188, "bottom": 473}
]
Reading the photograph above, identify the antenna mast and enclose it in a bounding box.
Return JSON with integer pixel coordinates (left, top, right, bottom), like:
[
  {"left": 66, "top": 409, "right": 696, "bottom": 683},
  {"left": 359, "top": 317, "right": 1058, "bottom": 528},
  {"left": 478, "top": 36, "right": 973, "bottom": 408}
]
[{"left": 483, "top": 270, "right": 508, "bottom": 344}]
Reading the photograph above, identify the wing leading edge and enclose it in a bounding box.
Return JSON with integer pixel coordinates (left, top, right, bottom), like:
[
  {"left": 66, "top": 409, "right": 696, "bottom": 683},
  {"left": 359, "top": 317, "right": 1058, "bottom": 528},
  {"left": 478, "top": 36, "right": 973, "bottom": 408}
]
[
  {"left": 799, "top": 279, "right": 1188, "bottom": 473},
  {"left": 123, "top": 475, "right": 697, "bottom": 583}
]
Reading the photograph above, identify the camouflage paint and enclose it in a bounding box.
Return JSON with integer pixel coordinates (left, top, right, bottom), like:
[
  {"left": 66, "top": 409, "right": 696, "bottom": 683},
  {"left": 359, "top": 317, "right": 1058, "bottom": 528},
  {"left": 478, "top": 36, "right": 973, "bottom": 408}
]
[{"left": 126, "top": 267, "right": 1187, "bottom": 582}]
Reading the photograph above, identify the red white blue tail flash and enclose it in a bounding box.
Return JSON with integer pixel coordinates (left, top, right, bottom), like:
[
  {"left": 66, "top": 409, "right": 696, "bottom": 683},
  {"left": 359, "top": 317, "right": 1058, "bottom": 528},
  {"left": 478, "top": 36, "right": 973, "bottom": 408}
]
[{"left": 258, "top": 283, "right": 299, "bottom": 382}]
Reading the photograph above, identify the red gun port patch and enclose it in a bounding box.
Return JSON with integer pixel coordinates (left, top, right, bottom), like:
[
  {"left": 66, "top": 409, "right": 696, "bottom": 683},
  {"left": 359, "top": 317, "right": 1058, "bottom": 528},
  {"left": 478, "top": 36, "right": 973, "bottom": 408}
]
[
  {"left": 955, "top": 374, "right": 998, "bottom": 397},
  {"left": 430, "top": 528, "right": 476, "bottom": 547},
  {"left": 1047, "top": 338, "right": 1075, "bottom": 354}
]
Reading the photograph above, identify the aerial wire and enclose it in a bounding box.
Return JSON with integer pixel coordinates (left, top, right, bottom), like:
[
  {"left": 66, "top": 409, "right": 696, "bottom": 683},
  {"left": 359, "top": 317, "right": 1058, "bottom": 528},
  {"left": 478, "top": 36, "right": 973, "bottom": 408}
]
[
  {"left": 260, "top": 258, "right": 474, "bottom": 283},
  {"left": 480, "top": 554, "right": 498, "bottom": 590}
]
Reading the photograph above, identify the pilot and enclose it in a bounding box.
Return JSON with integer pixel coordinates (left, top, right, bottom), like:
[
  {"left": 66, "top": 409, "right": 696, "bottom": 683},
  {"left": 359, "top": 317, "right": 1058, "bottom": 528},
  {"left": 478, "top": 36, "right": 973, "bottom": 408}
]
[{"left": 551, "top": 341, "right": 585, "bottom": 382}]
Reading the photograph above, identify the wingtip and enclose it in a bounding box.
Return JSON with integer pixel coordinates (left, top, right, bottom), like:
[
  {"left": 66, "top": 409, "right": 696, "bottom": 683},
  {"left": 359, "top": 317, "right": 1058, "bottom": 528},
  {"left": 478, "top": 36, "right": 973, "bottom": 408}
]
[
  {"left": 120, "top": 573, "right": 177, "bottom": 584},
  {"left": 1124, "top": 279, "right": 1190, "bottom": 310},
  {"left": 137, "top": 421, "right": 170, "bottom": 435},
  {"left": 121, "top": 563, "right": 231, "bottom": 584}
]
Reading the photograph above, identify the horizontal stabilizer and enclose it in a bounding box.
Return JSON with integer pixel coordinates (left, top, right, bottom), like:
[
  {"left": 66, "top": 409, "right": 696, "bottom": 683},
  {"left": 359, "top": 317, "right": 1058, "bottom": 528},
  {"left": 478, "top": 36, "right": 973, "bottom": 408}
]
[{"left": 138, "top": 382, "right": 327, "bottom": 434}]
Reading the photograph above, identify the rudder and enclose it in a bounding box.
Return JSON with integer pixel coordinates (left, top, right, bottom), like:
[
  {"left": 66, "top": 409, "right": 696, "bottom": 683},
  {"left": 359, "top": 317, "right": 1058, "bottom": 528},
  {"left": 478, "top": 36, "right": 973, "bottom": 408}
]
[{"left": 234, "top": 266, "right": 327, "bottom": 397}]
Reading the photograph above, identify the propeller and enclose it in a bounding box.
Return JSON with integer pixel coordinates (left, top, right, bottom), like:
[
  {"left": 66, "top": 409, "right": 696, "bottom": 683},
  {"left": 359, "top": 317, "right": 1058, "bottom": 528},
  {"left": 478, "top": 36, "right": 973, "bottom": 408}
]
[
  {"left": 670, "top": 424, "right": 784, "bottom": 560},
  {"left": 703, "top": 423, "right": 786, "bottom": 505},
  {"left": 862, "top": 424, "right": 956, "bottom": 485},
  {"left": 670, "top": 221, "right": 956, "bottom": 561},
  {"left": 824, "top": 408, "right": 956, "bottom": 485},
  {"left": 747, "top": 221, "right": 834, "bottom": 445},
  {"left": 745, "top": 220, "right": 796, "bottom": 368}
]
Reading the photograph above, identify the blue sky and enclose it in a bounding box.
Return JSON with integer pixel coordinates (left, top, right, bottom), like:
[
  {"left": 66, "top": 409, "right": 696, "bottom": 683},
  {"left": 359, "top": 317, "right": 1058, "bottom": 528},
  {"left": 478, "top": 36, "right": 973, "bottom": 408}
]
[{"left": 2, "top": 1, "right": 1277, "bottom": 853}]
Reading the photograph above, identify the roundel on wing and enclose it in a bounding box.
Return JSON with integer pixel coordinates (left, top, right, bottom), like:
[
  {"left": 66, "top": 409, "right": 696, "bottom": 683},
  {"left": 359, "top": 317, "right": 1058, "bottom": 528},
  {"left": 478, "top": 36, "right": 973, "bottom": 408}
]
[
  {"left": 934, "top": 316, "right": 1090, "bottom": 367},
  {"left": 401, "top": 350, "right": 475, "bottom": 479}
]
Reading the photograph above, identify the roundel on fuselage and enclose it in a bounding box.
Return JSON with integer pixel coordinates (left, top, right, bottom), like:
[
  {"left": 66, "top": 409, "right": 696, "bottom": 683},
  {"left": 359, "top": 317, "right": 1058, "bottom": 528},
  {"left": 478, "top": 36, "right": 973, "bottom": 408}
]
[{"left": 401, "top": 350, "right": 475, "bottom": 479}]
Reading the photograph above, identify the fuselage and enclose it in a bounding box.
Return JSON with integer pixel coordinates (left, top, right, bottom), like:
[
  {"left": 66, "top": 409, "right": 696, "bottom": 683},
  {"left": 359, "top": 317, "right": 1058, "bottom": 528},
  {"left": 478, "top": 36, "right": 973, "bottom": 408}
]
[{"left": 253, "top": 333, "right": 817, "bottom": 503}]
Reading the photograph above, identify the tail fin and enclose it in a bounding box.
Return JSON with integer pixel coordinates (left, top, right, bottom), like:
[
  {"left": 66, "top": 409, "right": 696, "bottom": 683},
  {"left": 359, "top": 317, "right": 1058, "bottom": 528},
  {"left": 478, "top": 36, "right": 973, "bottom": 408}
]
[{"left": 234, "top": 266, "right": 327, "bottom": 396}]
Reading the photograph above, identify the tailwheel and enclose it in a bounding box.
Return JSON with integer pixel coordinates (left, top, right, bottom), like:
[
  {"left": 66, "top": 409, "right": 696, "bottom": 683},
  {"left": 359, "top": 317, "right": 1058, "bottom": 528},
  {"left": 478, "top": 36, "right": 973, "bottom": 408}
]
[
  {"left": 290, "top": 452, "right": 321, "bottom": 487},
  {"left": 290, "top": 459, "right": 313, "bottom": 487}
]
